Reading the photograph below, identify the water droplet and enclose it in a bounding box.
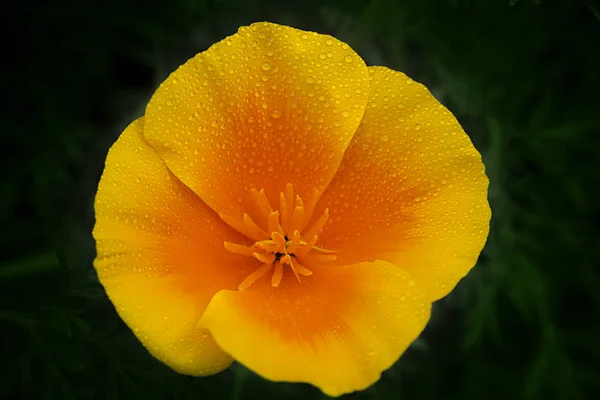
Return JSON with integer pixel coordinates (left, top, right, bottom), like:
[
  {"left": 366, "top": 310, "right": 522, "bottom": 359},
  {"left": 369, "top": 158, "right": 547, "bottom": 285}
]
[
  {"left": 306, "top": 76, "right": 314, "bottom": 84},
  {"left": 271, "top": 109, "right": 281, "bottom": 118},
  {"left": 344, "top": 55, "right": 353, "bottom": 63},
  {"left": 380, "top": 135, "right": 389, "bottom": 142},
  {"left": 261, "top": 62, "right": 271, "bottom": 71},
  {"left": 326, "top": 39, "right": 333, "bottom": 45}
]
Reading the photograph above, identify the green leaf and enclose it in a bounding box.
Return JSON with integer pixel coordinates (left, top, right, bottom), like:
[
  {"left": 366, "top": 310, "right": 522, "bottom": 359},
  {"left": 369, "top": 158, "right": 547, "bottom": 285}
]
[{"left": 0, "top": 253, "right": 59, "bottom": 278}]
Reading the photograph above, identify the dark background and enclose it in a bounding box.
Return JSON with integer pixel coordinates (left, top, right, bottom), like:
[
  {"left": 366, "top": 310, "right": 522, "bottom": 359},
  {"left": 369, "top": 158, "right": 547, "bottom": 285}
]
[{"left": 2, "top": 0, "right": 600, "bottom": 399}]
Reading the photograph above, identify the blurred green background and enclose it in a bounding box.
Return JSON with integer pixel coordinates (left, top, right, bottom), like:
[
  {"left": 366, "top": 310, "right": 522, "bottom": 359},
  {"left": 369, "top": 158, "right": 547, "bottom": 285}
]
[{"left": 2, "top": 0, "right": 600, "bottom": 399}]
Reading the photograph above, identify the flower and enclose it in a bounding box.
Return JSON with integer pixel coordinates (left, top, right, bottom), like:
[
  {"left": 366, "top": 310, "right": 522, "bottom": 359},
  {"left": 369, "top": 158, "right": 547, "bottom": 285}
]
[{"left": 93, "top": 22, "right": 490, "bottom": 396}]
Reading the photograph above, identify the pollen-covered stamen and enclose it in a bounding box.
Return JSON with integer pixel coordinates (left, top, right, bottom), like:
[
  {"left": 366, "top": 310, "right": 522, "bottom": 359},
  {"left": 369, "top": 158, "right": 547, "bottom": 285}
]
[
  {"left": 295, "top": 235, "right": 319, "bottom": 257},
  {"left": 280, "top": 254, "right": 301, "bottom": 282},
  {"left": 279, "top": 192, "right": 290, "bottom": 234},
  {"left": 222, "top": 184, "right": 336, "bottom": 291},
  {"left": 268, "top": 211, "right": 283, "bottom": 236},
  {"left": 255, "top": 240, "right": 278, "bottom": 252},
  {"left": 243, "top": 214, "right": 268, "bottom": 240},
  {"left": 289, "top": 258, "right": 313, "bottom": 277},
  {"left": 272, "top": 262, "right": 284, "bottom": 287},
  {"left": 223, "top": 242, "right": 255, "bottom": 256},
  {"left": 271, "top": 232, "right": 287, "bottom": 253},
  {"left": 238, "top": 263, "right": 272, "bottom": 291},
  {"left": 253, "top": 251, "right": 276, "bottom": 264},
  {"left": 285, "top": 230, "right": 302, "bottom": 254},
  {"left": 250, "top": 188, "right": 273, "bottom": 220},
  {"left": 302, "top": 208, "right": 329, "bottom": 241},
  {"left": 302, "top": 188, "right": 320, "bottom": 229},
  {"left": 291, "top": 202, "right": 305, "bottom": 234}
]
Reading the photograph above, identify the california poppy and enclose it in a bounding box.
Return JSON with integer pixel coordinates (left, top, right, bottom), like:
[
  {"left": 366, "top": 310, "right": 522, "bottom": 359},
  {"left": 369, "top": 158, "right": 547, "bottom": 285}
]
[{"left": 93, "top": 22, "right": 490, "bottom": 396}]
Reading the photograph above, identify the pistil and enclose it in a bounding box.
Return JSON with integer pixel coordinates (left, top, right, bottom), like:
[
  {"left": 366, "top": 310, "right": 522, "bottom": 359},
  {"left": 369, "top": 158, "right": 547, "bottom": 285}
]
[{"left": 223, "top": 184, "right": 336, "bottom": 290}]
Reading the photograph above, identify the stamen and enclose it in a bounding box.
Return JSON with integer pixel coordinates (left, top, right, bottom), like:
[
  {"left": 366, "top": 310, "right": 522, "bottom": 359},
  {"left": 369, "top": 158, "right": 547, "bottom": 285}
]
[
  {"left": 311, "top": 245, "right": 337, "bottom": 254},
  {"left": 254, "top": 240, "right": 278, "bottom": 252},
  {"left": 253, "top": 251, "right": 276, "bottom": 264},
  {"left": 302, "top": 208, "right": 329, "bottom": 240},
  {"left": 285, "top": 230, "right": 302, "bottom": 254},
  {"left": 271, "top": 232, "right": 287, "bottom": 252},
  {"left": 280, "top": 254, "right": 292, "bottom": 265},
  {"left": 224, "top": 242, "right": 255, "bottom": 256},
  {"left": 279, "top": 192, "right": 290, "bottom": 234},
  {"left": 304, "top": 235, "right": 319, "bottom": 247},
  {"left": 271, "top": 262, "right": 283, "bottom": 287},
  {"left": 238, "top": 263, "right": 272, "bottom": 291},
  {"left": 287, "top": 257, "right": 302, "bottom": 282},
  {"left": 221, "top": 213, "right": 254, "bottom": 239},
  {"left": 295, "top": 235, "right": 318, "bottom": 256},
  {"left": 293, "top": 261, "right": 313, "bottom": 276},
  {"left": 285, "top": 183, "right": 295, "bottom": 207},
  {"left": 243, "top": 214, "right": 269, "bottom": 240},
  {"left": 291, "top": 205, "right": 305, "bottom": 233},
  {"left": 268, "top": 211, "right": 283, "bottom": 236},
  {"left": 223, "top": 184, "right": 337, "bottom": 291},
  {"left": 250, "top": 188, "right": 273, "bottom": 221}
]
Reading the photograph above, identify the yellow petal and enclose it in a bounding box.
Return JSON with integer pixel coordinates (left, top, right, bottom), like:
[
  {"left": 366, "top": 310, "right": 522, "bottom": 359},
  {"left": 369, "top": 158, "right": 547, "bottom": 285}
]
[
  {"left": 143, "top": 22, "right": 370, "bottom": 219},
  {"left": 93, "top": 118, "right": 256, "bottom": 375},
  {"left": 201, "top": 261, "right": 430, "bottom": 396},
  {"left": 315, "top": 66, "right": 491, "bottom": 301}
]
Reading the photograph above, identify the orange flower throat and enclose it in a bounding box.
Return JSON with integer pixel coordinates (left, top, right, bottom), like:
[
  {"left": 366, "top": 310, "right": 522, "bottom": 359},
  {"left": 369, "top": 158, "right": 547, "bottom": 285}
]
[{"left": 222, "top": 184, "right": 336, "bottom": 291}]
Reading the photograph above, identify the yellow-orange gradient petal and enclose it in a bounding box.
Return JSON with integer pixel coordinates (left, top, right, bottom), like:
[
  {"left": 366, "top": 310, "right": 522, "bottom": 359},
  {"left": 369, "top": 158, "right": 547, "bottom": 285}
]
[
  {"left": 315, "top": 67, "right": 490, "bottom": 302},
  {"left": 143, "top": 22, "right": 370, "bottom": 219},
  {"left": 201, "top": 261, "right": 430, "bottom": 397},
  {"left": 93, "top": 118, "right": 257, "bottom": 375}
]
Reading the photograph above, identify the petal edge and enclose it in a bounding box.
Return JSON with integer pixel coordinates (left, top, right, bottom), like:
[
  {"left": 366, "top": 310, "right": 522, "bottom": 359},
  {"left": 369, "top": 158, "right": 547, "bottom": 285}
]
[{"left": 201, "top": 260, "right": 431, "bottom": 396}]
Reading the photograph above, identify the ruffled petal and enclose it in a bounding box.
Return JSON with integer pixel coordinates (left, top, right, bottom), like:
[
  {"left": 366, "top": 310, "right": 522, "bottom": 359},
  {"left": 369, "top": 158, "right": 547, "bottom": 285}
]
[
  {"left": 315, "top": 67, "right": 490, "bottom": 301},
  {"left": 143, "top": 22, "right": 370, "bottom": 219},
  {"left": 93, "top": 118, "right": 256, "bottom": 375},
  {"left": 201, "top": 260, "right": 430, "bottom": 397}
]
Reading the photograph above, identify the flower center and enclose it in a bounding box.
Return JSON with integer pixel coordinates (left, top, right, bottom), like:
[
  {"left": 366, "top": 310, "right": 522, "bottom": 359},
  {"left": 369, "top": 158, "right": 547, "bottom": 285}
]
[{"left": 222, "top": 183, "right": 336, "bottom": 291}]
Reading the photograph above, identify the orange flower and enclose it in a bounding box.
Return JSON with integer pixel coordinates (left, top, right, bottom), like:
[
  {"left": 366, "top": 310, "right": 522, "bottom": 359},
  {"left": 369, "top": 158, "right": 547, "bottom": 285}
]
[{"left": 93, "top": 22, "right": 490, "bottom": 396}]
